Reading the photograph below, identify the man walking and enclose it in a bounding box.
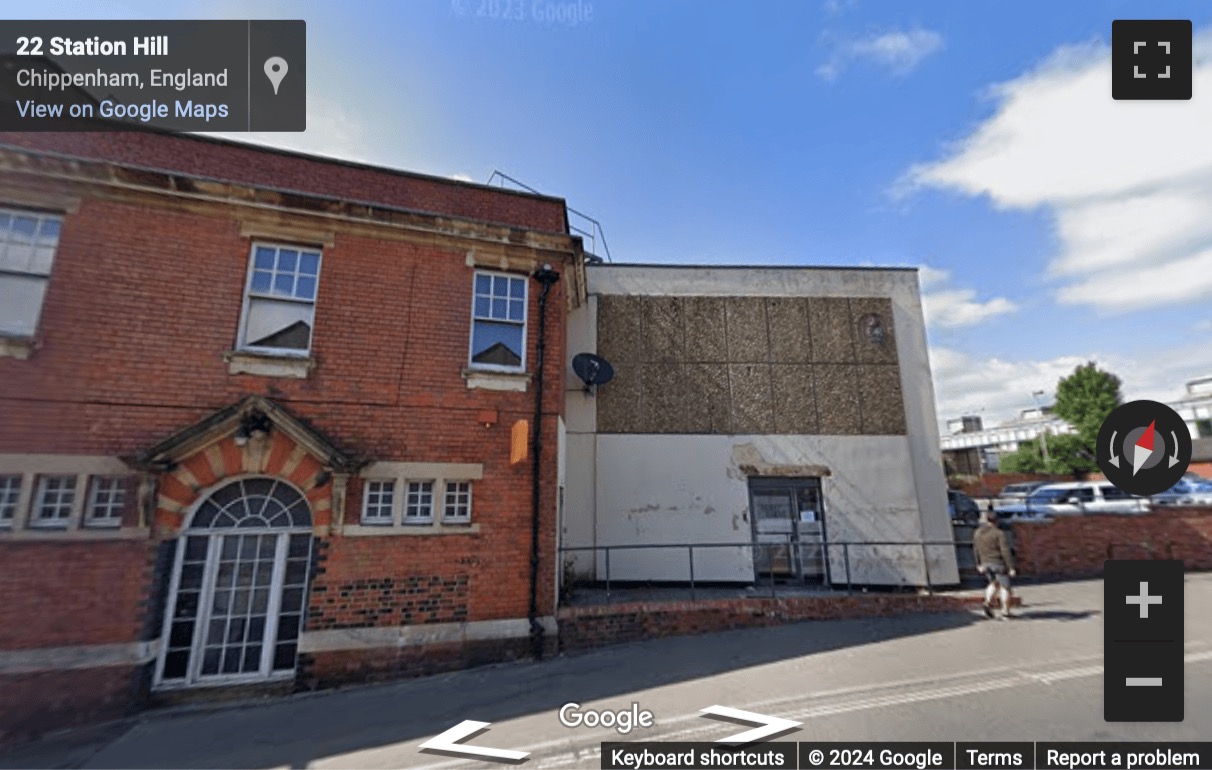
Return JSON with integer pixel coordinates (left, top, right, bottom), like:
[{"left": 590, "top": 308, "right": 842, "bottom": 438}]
[{"left": 973, "top": 508, "right": 1016, "bottom": 619}]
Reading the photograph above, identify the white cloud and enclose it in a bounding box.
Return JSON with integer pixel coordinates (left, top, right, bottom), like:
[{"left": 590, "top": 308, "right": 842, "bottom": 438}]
[
  {"left": 931, "top": 344, "right": 1209, "bottom": 429},
  {"left": 448, "top": 173, "right": 475, "bottom": 183},
  {"left": 817, "top": 28, "right": 944, "bottom": 81},
  {"left": 905, "top": 31, "right": 1212, "bottom": 313},
  {"left": 917, "top": 264, "right": 950, "bottom": 289},
  {"left": 931, "top": 346, "right": 1086, "bottom": 426},
  {"left": 916, "top": 263, "right": 1017, "bottom": 329},
  {"left": 822, "top": 0, "right": 858, "bottom": 16},
  {"left": 923, "top": 289, "right": 1017, "bottom": 329}
]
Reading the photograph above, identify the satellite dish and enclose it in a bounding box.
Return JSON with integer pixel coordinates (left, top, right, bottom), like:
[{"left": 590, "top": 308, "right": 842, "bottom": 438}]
[{"left": 572, "top": 352, "right": 614, "bottom": 394}]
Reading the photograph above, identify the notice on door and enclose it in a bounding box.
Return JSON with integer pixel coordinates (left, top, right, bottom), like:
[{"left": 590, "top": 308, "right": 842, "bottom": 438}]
[{"left": 754, "top": 497, "right": 789, "bottom": 520}]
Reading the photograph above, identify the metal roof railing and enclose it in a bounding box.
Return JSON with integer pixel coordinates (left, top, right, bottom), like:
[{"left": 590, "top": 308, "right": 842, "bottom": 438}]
[{"left": 487, "top": 170, "right": 612, "bottom": 262}]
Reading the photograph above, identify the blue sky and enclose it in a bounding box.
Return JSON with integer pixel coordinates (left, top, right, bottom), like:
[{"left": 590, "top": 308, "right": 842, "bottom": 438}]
[{"left": 15, "top": 0, "right": 1212, "bottom": 429}]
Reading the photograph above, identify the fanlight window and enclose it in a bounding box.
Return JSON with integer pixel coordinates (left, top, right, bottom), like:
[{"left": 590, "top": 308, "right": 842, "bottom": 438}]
[{"left": 190, "top": 478, "right": 311, "bottom": 530}]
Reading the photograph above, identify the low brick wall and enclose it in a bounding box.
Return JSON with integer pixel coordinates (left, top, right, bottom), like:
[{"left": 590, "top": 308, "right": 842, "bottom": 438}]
[
  {"left": 298, "top": 636, "right": 555, "bottom": 690},
  {"left": 0, "top": 665, "right": 142, "bottom": 745},
  {"left": 1011, "top": 507, "right": 1212, "bottom": 578},
  {"left": 951, "top": 473, "right": 1067, "bottom": 498},
  {"left": 558, "top": 593, "right": 1002, "bottom": 653}
]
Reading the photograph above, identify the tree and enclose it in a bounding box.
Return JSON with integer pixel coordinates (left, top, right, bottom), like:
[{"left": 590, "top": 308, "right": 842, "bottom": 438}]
[
  {"left": 999, "top": 439, "right": 1046, "bottom": 474},
  {"left": 999, "top": 434, "right": 1097, "bottom": 477},
  {"left": 999, "top": 363, "right": 1121, "bottom": 477},
  {"left": 1052, "top": 362, "right": 1123, "bottom": 450},
  {"left": 1041, "top": 433, "right": 1098, "bottom": 476}
]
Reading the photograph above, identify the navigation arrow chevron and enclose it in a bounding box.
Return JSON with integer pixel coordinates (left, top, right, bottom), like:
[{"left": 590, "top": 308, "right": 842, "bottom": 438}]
[
  {"left": 418, "top": 720, "right": 529, "bottom": 764},
  {"left": 701, "top": 705, "right": 802, "bottom": 745}
]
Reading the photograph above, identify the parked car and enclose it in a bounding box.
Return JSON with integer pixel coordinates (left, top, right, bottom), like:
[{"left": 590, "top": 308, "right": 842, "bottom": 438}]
[
  {"left": 948, "top": 489, "right": 981, "bottom": 523},
  {"left": 1151, "top": 479, "right": 1212, "bottom": 507},
  {"left": 995, "top": 481, "right": 1048, "bottom": 510},
  {"left": 995, "top": 481, "right": 1149, "bottom": 517}
]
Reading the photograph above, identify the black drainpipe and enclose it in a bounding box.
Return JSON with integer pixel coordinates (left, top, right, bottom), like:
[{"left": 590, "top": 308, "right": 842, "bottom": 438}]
[{"left": 529, "top": 263, "right": 561, "bottom": 660}]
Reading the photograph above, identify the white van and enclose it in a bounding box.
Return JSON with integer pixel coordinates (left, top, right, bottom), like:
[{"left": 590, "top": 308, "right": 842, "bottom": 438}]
[{"left": 997, "top": 481, "right": 1148, "bottom": 517}]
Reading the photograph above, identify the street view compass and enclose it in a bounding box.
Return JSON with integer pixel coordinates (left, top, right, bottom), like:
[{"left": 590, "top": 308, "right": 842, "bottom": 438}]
[{"left": 1097, "top": 400, "right": 1192, "bottom": 496}]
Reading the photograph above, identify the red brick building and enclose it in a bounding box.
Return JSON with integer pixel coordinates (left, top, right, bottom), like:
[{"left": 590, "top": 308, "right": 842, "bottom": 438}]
[{"left": 0, "top": 131, "right": 585, "bottom": 743}]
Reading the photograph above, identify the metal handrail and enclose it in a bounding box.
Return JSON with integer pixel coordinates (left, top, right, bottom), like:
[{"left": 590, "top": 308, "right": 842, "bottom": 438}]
[{"left": 558, "top": 539, "right": 966, "bottom": 601}]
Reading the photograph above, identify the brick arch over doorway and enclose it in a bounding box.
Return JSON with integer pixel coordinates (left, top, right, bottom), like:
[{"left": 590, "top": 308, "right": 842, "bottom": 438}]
[
  {"left": 153, "top": 431, "right": 333, "bottom": 537},
  {"left": 128, "top": 394, "right": 363, "bottom": 539}
]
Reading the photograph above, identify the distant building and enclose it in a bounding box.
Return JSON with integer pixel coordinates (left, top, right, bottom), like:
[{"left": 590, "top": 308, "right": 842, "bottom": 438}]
[
  {"left": 1172, "top": 376, "right": 1212, "bottom": 440},
  {"left": 940, "top": 377, "right": 1212, "bottom": 473},
  {"left": 946, "top": 415, "right": 983, "bottom": 434}
]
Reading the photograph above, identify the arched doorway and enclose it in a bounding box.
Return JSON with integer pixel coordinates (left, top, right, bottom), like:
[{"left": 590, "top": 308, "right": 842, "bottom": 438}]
[{"left": 155, "top": 477, "right": 314, "bottom": 688}]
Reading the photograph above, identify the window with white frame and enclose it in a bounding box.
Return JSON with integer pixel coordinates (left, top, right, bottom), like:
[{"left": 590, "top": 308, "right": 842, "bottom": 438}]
[
  {"left": 31, "top": 475, "right": 76, "bottom": 527},
  {"left": 0, "top": 475, "right": 20, "bottom": 528},
  {"left": 362, "top": 479, "right": 396, "bottom": 525},
  {"left": 470, "top": 272, "right": 527, "bottom": 371},
  {"left": 0, "top": 209, "right": 62, "bottom": 337},
  {"left": 443, "top": 481, "right": 472, "bottom": 522},
  {"left": 238, "top": 243, "right": 322, "bottom": 355},
  {"left": 403, "top": 481, "right": 435, "bottom": 524},
  {"left": 85, "top": 476, "right": 126, "bottom": 528}
]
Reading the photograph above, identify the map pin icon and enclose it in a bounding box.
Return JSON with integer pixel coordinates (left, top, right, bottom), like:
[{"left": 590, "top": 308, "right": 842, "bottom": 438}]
[{"left": 264, "top": 57, "right": 288, "bottom": 95}]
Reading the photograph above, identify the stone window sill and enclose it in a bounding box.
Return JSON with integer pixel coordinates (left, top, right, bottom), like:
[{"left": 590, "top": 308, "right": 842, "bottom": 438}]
[
  {"left": 341, "top": 523, "right": 481, "bottom": 537},
  {"left": 224, "top": 350, "right": 315, "bottom": 379},
  {"left": 462, "top": 368, "right": 530, "bottom": 392},
  {"left": 0, "top": 527, "right": 148, "bottom": 542},
  {"left": 0, "top": 335, "right": 35, "bottom": 360}
]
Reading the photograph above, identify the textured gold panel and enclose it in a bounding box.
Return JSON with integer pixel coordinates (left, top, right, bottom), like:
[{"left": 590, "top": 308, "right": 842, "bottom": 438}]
[
  {"left": 597, "top": 295, "right": 643, "bottom": 363},
  {"left": 683, "top": 296, "right": 729, "bottom": 363},
  {"left": 684, "top": 364, "right": 733, "bottom": 433},
  {"left": 597, "top": 362, "right": 643, "bottom": 433},
  {"left": 729, "top": 364, "right": 774, "bottom": 434},
  {"left": 814, "top": 364, "right": 862, "bottom": 435},
  {"left": 642, "top": 296, "right": 684, "bottom": 363},
  {"left": 642, "top": 363, "right": 688, "bottom": 432},
  {"left": 725, "top": 297, "right": 770, "bottom": 363},
  {"left": 771, "top": 364, "right": 818, "bottom": 434},
  {"left": 859, "top": 364, "right": 907, "bottom": 434},
  {"left": 596, "top": 293, "right": 905, "bottom": 436},
  {"left": 767, "top": 297, "right": 811, "bottom": 362},
  {"left": 809, "top": 297, "right": 856, "bottom": 363}
]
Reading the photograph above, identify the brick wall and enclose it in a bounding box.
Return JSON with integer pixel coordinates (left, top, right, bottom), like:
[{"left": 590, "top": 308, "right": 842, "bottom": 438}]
[
  {"left": 308, "top": 574, "right": 470, "bottom": 629},
  {"left": 0, "top": 174, "right": 569, "bottom": 624},
  {"left": 951, "top": 473, "right": 1068, "bottom": 498},
  {"left": 0, "top": 540, "right": 159, "bottom": 744},
  {"left": 557, "top": 593, "right": 1001, "bottom": 654},
  {"left": 299, "top": 636, "right": 548, "bottom": 690},
  {"left": 0, "top": 666, "right": 141, "bottom": 745},
  {"left": 0, "top": 199, "right": 569, "bottom": 451},
  {"left": 1011, "top": 507, "right": 1212, "bottom": 577},
  {"left": 0, "top": 540, "right": 156, "bottom": 649},
  {"left": 0, "top": 132, "right": 567, "bottom": 232}
]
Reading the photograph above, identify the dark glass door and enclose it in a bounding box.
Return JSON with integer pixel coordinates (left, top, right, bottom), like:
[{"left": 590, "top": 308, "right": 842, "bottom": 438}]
[{"left": 748, "top": 477, "right": 826, "bottom": 582}]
